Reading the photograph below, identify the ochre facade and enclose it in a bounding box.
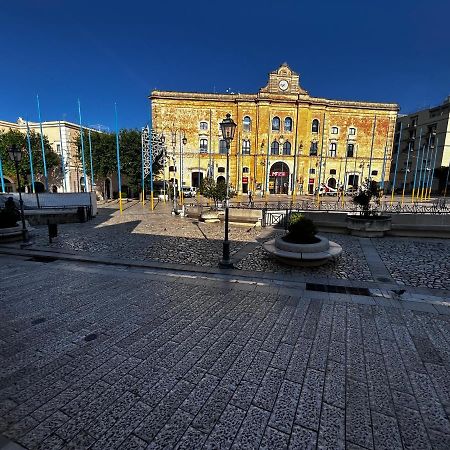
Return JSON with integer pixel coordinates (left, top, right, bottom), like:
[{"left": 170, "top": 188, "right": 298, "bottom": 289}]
[{"left": 150, "top": 64, "right": 399, "bottom": 196}]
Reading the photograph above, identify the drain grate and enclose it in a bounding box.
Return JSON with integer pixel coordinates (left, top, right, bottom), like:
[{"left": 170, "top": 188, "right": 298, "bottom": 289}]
[
  {"left": 306, "top": 283, "right": 371, "bottom": 297},
  {"left": 28, "top": 256, "right": 58, "bottom": 263}
]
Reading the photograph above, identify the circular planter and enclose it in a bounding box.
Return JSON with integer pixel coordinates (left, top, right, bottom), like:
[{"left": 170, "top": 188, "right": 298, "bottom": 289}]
[
  {"left": 263, "top": 234, "right": 342, "bottom": 267},
  {"left": 200, "top": 210, "right": 220, "bottom": 223},
  {"left": 0, "top": 223, "right": 22, "bottom": 242},
  {"left": 346, "top": 215, "right": 392, "bottom": 237}
]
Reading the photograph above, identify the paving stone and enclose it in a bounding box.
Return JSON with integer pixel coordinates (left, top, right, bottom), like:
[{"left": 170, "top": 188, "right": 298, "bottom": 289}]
[
  {"left": 323, "top": 360, "right": 345, "bottom": 409},
  {"left": 269, "top": 380, "right": 301, "bottom": 434},
  {"left": 395, "top": 405, "right": 432, "bottom": 449},
  {"left": 64, "top": 430, "right": 96, "bottom": 450},
  {"left": 285, "top": 337, "right": 313, "bottom": 383},
  {"left": 252, "top": 367, "right": 284, "bottom": 412},
  {"left": 288, "top": 425, "right": 317, "bottom": 449},
  {"left": 202, "top": 404, "right": 246, "bottom": 450},
  {"left": 175, "top": 426, "right": 207, "bottom": 449},
  {"left": 317, "top": 403, "right": 345, "bottom": 450},
  {"left": 294, "top": 368, "right": 325, "bottom": 431},
  {"left": 230, "top": 381, "right": 259, "bottom": 411},
  {"left": 428, "top": 428, "right": 450, "bottom": 450},
  {"left": 259, "top": 426, "right": 290, "bottom": 449},
  {"left": 371, "top": 411, "right": 402, "bottom": 450},
  {"left": 180, "top": 373, "right": 220, "bottom": 416},
  {"left": 118, "top": 434, "right": 148, "bottom": 450},
  {"left": 346, "top": 378, "right": 373, "bottom": 449},
  {"left": 231, "top": 405, "right": 270, "bottom": 449}
]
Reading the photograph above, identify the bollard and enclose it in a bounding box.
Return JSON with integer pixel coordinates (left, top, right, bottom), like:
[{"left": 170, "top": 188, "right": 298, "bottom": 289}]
[{"left": 48, "top": 223, "right": 57, "bottom": 243}]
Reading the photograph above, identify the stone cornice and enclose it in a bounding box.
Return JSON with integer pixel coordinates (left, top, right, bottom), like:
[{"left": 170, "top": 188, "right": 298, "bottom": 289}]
[{"left": 150, "top": 90, "right": 399, "bottom": 112}]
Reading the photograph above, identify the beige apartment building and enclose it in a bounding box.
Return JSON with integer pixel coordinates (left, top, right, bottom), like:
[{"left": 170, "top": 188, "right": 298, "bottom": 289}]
[
  {"left": 392, "top": 97, "right": 450, "bottom": 195},
  {"left": 151, "top": 63, "right": 399, "bottom": 196},
  {"left": 0, "top": 118, "right": 101, "bottom": 194}
]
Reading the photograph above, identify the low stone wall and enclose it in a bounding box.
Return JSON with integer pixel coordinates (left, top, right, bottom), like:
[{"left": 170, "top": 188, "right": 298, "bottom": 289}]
[
  {"left": 24, "top": 208, "right": 90, "bottom": 225},
  {"left": 186, "top": 206, "right": 262, "bottom": 225}
]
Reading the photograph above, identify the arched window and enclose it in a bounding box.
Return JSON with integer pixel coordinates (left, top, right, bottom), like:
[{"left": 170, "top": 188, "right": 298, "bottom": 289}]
[
  {"left": 199, "top": 121, "right": 208, "bottom": 130},
  {"left": 272, "top": 116, "right": 280, "bottom": 131},
  {"left": 271, "top": 141, "right": 279, "bottom": 155},
  {"left": 242, "top": 140, "right": 250, "bottom": 155},
  {"left": 284, "top": 117, "right": 293, "bottom": 132},
  {"left": 243, "top": 116, "right": 251, "bottom": 132},
  {"left": 312, "top": 119, "right": 319, "bottom": 133},
  {"left": 282, "top": 141, "right": 291, "bottom": 155},
  {"left": 200, "top": 139, "right": 208, "bottom": 153}
]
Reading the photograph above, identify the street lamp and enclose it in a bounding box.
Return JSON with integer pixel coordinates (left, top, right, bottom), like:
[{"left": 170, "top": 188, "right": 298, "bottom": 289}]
[
  {"left": 8, "top": 145, "right": 29, "bottom": 243},
  {"left": 219, "top": 113, "right": 236, "bottom": 269}
]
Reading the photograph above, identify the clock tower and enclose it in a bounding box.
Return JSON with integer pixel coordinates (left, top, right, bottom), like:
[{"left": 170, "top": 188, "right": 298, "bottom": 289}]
[{"left": 259, "top": 62, "right": 308, "bottom": 95}]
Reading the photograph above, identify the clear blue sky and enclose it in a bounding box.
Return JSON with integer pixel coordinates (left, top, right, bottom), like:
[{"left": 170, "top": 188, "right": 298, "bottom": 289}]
[{"left": 2, "top": 0, "right": 449, "bottom": 130}]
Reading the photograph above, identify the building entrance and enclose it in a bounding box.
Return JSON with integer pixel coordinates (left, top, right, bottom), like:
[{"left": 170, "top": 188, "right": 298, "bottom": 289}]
[{"left": 269, "top": 162, "right": 289, "bottom": 194}]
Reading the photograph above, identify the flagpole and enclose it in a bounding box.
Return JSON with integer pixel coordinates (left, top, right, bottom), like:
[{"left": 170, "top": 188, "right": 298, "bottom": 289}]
[
  {"left": 115, "top": 102, "right": 123, "bottom": 213},
  {"left": 401, "top": 141, "right": 412, "bottom": 205},
  {"left": 411, "top": 128, "right": 423, "bottom": 202},
  {"left": 342, "top": 138, "right": 349, "bottom": 206},
  {"left": 420, "top": 133, "right": 432, "bottom": 200},
  {"left": 88, "top": 129, "right": 95, "bottom": 192},
  {"left": 390, "top": 122, "right": 402, "bottom": 205},
  {"left": 427, "top": 136, "right": 439, "bottom": 199},
  {"left": 36, "top": 94, "right": 49, "bottom": 191},
  {"left": 0, "top": 158, "right": 5, "bottom": 192},
  {"left": 368, "top": 115, "right": 377, "bottom": 179},
  {"left": 380, "top": 122, "right": 390, "bottom": 194},
  {"left": 58, "top": 121, "right": 66, "bottom": 192},
  {"left": 26, "top": 120, "right": 36, "bottom": 193},
  {"left": 77, "top": 99, "right": 88, "bottom": 192}
]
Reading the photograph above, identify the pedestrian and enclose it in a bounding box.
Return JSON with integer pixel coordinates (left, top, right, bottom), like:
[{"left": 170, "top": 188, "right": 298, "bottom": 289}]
[{"left": 248, "top": 190, "right": 253, "bottom": 207}]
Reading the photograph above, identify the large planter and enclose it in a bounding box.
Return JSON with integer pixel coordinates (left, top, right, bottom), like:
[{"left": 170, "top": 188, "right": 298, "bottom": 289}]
[
  {"left": 263, "top": 234, "right": 342, "bottom": 267},
  {"left": 200, "top": 210, "right": 220, "bottom": 223},
  {"left": 346, "top": 215, "right": 392, "bottom": 237},
  {"left": 0, "top": 223, "right": 22, "bottom": 242}
]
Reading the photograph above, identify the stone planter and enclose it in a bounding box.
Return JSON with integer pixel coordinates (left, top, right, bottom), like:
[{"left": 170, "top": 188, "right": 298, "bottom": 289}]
[
  {"left": 200, "top": 210, "right": 220, "bottom": 223},
  {"left": 346, "top": 215, "right": 392, "bottom": 237},
  {"left": 0, "top": 223, "right": 22, "bottom": 242},
  {"left": 263, "top": 234, "right": 342, "bottom": 267}
]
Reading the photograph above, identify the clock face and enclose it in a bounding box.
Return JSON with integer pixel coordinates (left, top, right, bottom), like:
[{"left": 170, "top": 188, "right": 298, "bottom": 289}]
[{"left": 279, "top": 80, "right": 289, "bottom": 91}]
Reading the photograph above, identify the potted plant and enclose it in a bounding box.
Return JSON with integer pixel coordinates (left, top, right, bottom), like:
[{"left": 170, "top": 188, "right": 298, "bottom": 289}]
[
  {"left": 263, "top": 213, "right": 342, "bottom": 266},
  {"left": 346, "top": 178, "right": 392, "bottom": 236},
  {"left": 198, "top": 178, "right": 235, "bottom": 223}
]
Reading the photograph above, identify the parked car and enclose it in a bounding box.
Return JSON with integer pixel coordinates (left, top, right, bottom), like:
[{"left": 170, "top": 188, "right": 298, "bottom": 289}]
[
  {"left": 182, "top": 187, "right": 197, "bottom": 198},
  {"left": 315, "top": 184, "right": 338, "bottom": 195}
]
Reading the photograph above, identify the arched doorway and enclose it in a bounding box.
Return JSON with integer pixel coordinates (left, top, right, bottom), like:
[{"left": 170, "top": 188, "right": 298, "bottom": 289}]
[
  {"left": 328, "top": 177, "right": 337, "bottom": 189},
  {"left": 104, "top": 178, "right": 111, "bottom": 199},
  {"left": 217, "top": 176, "right": 225, "bottom": 184},
  {"left": 347, "top": 174, "right": 359, "bottom": 191},
  {"left": 34, "top": 182, "right": 45, "bottom": 193},
  {"left": 269, "top": 162, "right": 290, "bottom": 194},
  {"left": 52, "top": 185, "right": 58, "bottom": 193}
]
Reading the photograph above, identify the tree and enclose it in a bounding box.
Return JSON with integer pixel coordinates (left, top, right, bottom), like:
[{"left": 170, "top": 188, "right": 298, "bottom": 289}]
[
  {"left": 75, "top": 129, "right": 164, "bottom": 196},
  {"left": 0, "top": 128, "right": 60, "bottom": 190},
  {"left": 200, "top": 177, "right": 236, "bottom": 209},
  {"left": 352, "top": 178, "right": 381, "bottom": 216}
]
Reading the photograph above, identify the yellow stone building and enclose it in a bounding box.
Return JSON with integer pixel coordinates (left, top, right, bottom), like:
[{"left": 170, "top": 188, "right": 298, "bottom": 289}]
[
  {"left": 151, "top": 63, "right": 399, "bottom": 196},
  {"left": 0, "top": 118, "right": 103, "bottom": 194}
]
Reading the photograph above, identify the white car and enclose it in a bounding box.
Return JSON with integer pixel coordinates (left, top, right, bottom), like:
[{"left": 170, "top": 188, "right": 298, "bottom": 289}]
[{"left": 182, "top": 187, "right": 197, "bottom": 198}]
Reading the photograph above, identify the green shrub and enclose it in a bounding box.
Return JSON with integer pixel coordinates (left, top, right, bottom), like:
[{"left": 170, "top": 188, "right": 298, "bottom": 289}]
[{"left": 284, "top": 213, "right": 318, "bottom": 244}]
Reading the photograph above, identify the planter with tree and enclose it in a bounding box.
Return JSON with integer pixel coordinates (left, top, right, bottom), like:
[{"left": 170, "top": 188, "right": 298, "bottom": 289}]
[
  {"left": 263, "top": 213, "right": 342, "bottom": 266},
  {"left": 198, "top": 178, "right": 235, "bottom": 223},
  {"left": 346, "top": 178, "right": 392, "bottom": 237}
]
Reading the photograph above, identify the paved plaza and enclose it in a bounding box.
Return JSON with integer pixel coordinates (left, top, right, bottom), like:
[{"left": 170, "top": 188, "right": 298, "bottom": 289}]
[{"left": 1, "top": 203, "right": 450, "bottom": 449}]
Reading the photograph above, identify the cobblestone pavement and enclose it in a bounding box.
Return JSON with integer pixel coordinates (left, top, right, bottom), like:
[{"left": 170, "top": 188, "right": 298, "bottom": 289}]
[
  {"left": 1, "top": 255, "right": 450, "bottom": 449},
  {"left": 373, "top": 238, "right": 450, "bottom": 290},
  {"left": 28, "top": 202, "right": 450, "bottom": 289}
]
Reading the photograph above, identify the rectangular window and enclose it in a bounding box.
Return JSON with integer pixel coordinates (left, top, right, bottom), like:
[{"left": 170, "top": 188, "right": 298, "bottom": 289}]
[
  {"left": 347, "top": 143, "right": 354, "bottom": 157},
  {"left": 371, "top": 170, "right": 378, "bottom": 176},
  {"left": 309, "top": 168, "right": 315, "bottom": 174},
  {"left": 331, "top": 126, "right": 339, "bottom": 134},
  {"left": 330, "top": 169, "right": 336, "bottom": 175},
  {"left": 200, "top": 139, "right": 208, "bottom": 153},
  {"left": 329, "top": 142, "right": 337, "bottom": 157},
  {"left": 310, "top": 142, "right": 318, "bottom": 156},
  {"left": 219, "top": 139, "right": 227, "bottom": 154},
  {"left": 242, "top": 140, "right": 250, "bottom": 155},
  {"left": 349, "top": 127, "right": 356, "bottom": 135},
  {"left": 200, "top": 121, "right": 208, "bottom": 130}
]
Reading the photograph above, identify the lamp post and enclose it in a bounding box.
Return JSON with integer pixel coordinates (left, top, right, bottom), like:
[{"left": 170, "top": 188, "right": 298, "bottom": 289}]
[
  {"left": 8, "top": 145, "right": 28, "bottom": 243},
  {"left": 219, "top": 113, "right": 237, "bottom": 269}
]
